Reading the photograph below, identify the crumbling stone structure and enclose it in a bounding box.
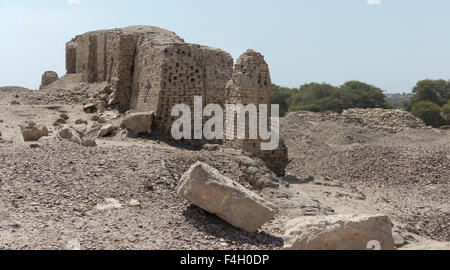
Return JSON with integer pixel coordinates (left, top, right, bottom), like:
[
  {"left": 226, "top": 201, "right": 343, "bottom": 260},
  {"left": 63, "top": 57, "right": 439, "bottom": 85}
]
[
  {"left": 40, "top": 71, "right": 59, "bottom": 89},
  {"left": 224, "top": 50, "right": 288, "bottom": 175},
  {"left": 65, "top": 26, "right": 287, "bottom": 175}
]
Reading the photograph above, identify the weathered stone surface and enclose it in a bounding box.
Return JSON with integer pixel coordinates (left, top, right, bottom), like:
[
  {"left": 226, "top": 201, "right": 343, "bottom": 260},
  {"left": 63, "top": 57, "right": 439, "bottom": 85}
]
[
  {"left": 83, "top": 103, "right": 97, "bottom": 113},
  {"left": 81, "top": 139, "right": 96, "bottom": 147},
  {"left": 224, "top": 50, "right": 288, "bottom": 175},
  {"left": 97, "top": 124, "right": 117, "bottom": 137},
  {"left": 177, "top": 162, "right": 276, "bottom": 233},
  {"left": 40, "top": 71, "right": 59, "bottom": 89},
  {"left": 287, "top": 109, "right": 426, "bottom": 133},
  {"left": 20, "top": 122, "right": 49, "bottom": 142},
  {"left": 59, "top": 127, "right": 82, "bottom": 144},
  {"left": 53, "top": 118, "right": 67, "bottom": 127},
  {"left": 59, "top": 126, "right": 96, "bottom": 147},
  {"left": 283, "top": 214, "right": 396, "bottom": 250},
  {"left": 121, "top": 112, "right": 154, "bottom": 136},
  {"left": 95, "top": 198, "right": 122, "bottom": 211},
  {"left": 66, "top": 26, "right": 184, "bottom": 112},
  {"left": 66, "top": 26, "right": 289, "bottom": 176}
]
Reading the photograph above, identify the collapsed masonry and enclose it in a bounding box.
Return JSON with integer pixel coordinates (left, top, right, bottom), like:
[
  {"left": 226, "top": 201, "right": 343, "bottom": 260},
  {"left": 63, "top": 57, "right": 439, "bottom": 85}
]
[{"left": 65, "top": 26, "right": 288, "bottom": 175}]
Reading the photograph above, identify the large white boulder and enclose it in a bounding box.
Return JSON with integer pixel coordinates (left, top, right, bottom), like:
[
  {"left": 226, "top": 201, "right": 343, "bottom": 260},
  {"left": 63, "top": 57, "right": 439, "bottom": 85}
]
[
  {"left": 177, "top": 162, "right": 276, "bottom": 233},
  {"left": 283, "top": 214, "right": 396, "bottom": 250}
]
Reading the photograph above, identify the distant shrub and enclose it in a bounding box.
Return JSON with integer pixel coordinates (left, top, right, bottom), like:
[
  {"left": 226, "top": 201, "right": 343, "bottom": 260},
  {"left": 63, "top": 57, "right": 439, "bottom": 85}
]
[
  {"left": 405, "top": 79, "right": 450, "bottom": 127},
  {"left": 411, "top": 101, "right": 443, "bottom": 127},
  {"left": 284, "top": 81, "right": 390, "bottom": 114},
  {"left": 441, "top": 101, "right": 450, "bottom": 124},
  {"left": 271, "top": 84, "right": 297, "bottom": 117}
]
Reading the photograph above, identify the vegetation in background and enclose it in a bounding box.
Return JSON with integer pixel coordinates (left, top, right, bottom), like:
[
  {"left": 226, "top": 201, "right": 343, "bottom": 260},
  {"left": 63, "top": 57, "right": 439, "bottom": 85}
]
[
  {"left": 404, "top": 80, "right": 450, "bottom": 127},
  {"left": 271, "top": 81, "right": 392, "bottom": 116},
  {"left": 271, "top": 85, "right": 297, "bottom": 116},
  {"left": 410, "top": 101, "right": 443, "bottom": 127},
  {"left": 442, "top": 100, "right": 450, "bottom": 123},
  {"left": 271, "top": 79, "right": 450, "bottom": 127}
]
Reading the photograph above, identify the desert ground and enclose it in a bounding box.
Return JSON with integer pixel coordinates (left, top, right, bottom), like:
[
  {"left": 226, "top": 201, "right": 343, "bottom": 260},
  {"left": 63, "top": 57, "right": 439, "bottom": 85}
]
[{"left": 0, "top": 82, "right": 448, "bottom": 250}]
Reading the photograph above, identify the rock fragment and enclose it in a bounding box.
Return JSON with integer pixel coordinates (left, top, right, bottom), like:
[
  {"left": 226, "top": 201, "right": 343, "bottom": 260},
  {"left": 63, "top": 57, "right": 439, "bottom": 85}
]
[
  {"left": 20, "top": 122, "right": 49, "bottom": 142},
  {"left": 97, "top": 124, "right": 117, "bottom": 138},
  {"left": 283, "top": 214, "right": 396, "bottom": 250},
  {"left": 121, "top": 112, "right": 153, "bottom": 137},
  {"left": 177, "top": 162, "right": 276, "bottom": 233}
]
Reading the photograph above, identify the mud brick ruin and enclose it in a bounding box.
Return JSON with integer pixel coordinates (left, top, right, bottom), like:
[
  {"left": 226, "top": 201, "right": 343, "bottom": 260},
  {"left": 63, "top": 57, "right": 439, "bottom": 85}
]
[{"left": 65, "top": 26, "right": 288, "bottom": 175}]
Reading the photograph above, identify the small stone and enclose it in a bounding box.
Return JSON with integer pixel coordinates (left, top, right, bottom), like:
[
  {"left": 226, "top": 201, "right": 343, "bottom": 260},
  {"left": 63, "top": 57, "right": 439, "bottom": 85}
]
[
  {"left": 129, "top": 199, "right": 141, "bottom": 206},
  {"left": 66, "top": 239, "right": 81, "bottom": 250},
  {"left": 95, "top": 198, "right": 122, "bottom": 211}
]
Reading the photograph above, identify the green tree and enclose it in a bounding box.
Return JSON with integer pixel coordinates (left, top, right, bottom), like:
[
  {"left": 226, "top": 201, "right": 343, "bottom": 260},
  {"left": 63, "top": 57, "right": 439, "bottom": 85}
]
[
  {"left": 441, "top": 101, "right": 450, "bottom": 124},
  {"left": 410, "top": 80, "right": 450, "bottom": 107},
  {"left": 340, "top": 81, "right": 390, "bottom": 109},
  {"left": 271, "top": 84, "right": 297, "bottom": 116},
  {"left": 287, "top": 81, "right": 390, "bottom": 113},
  {"left": 411, "top": 101, "right": 443, "bottom": 127}
]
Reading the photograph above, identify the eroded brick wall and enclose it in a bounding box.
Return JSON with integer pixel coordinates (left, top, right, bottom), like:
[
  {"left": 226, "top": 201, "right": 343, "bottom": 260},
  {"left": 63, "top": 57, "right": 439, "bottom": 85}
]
[
  {"left": 65, "top": 27, "right": 287, "bottom": 175},
  {"left": 224, "top": 50, "right": 288, "bottom": 175}
]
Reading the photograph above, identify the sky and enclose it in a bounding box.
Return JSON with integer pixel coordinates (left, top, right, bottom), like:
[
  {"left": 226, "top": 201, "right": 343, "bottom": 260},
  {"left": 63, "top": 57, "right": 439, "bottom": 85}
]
[{"left": 0, "top": 0, "right": 450, "bottom": 93}]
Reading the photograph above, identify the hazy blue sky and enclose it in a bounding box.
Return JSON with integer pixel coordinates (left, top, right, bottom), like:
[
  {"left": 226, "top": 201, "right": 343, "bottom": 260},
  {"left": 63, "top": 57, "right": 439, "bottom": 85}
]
[{"left": 1, "top": 0, "right": 450, "bottom": 93}]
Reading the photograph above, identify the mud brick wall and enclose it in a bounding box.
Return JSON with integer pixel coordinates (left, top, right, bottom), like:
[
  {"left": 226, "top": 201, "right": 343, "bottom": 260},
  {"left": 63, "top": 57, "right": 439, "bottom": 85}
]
[
  {"left": 66, "top": 26, "right": 183, "bottom": 112},
  {"left": 65, "top": 27, "right": 287, "bottom": 175},
  {"left": 224, "top": 50, "right": 288, "bottom": 175},
  {"left": 130, "top": 42, "right": 233, "bottom": 135},
  {"left": 65, "top": 42, "right": 77, "bottom": 74}
]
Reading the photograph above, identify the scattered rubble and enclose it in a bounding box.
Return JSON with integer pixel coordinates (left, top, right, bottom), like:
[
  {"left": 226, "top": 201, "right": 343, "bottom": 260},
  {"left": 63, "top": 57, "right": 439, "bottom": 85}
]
[
  {"left": 287, "top": 108, "right": 427, "bottom": 133},
  {"left": 59, "top": 126, "right": 82, "bottom": 144},
  {"left": 283, "top": 214, "right": 396, "bottom": 250},
  {"left": 177, "top": 162, "right": 277, "bottom": 233}
]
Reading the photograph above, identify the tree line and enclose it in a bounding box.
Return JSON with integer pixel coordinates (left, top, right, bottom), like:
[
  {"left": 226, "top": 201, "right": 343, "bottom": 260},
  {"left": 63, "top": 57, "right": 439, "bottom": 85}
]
[{"left": 271, "top": 80, "right": 450, "bottom": 127}]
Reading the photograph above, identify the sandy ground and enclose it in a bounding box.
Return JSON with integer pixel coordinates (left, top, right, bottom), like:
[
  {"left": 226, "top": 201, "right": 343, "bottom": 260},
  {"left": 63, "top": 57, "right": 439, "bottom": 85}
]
[{"left": 1, "top": 86, "right": 449, "bottom": 250}]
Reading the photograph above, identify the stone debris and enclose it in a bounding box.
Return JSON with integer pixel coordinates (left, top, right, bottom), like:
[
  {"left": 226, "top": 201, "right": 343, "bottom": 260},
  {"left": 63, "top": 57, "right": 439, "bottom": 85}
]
[
  {"left": 97, "top": 124, "right": 117, "bottom": 138},
  {"left": 53, "top": 118, "right": 67, "bottom": 127},
  {"left": 59, "top": 126, "right": 96, "bottom": 147},
  {"left": 342, "top": 108, "right": 427, "bottom": 131},
  {"left": 83, "top": 103, "right": 97, "bottom": 114},
  {"left": 66, "top": 239, "right": 81, "bottom": 251},
  {"left": 60, "top": 113, "right": 69, "bottom": 120},
  {"left": 129, "top": 199, "right": 141, "bottom": 207},
  {"left": 177, "top": 162, "right": 277, "bottom": 233},
  {"left": 95, "top": 198, "right": 123, "bottom": 211},
  {"left": 287, "top": 108, "right": 426, "bottom": 133},
  {"left": 283, "top": 214, "right": 396, "bottom": 250},
  {"left": 59, "top": 126, "right": 82, "bottom": 144},
  {"left": 20, "top": 121, "right": 49, "bottom": 142},
  {"left": 121, "top": 112, "right": 154, "bottom": 137},
  {"left": 81, "top": 139, "right": 96, "bottom": 147},
  {"left": 75, "top": 119, "right": 88, "bottom": 125}
]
